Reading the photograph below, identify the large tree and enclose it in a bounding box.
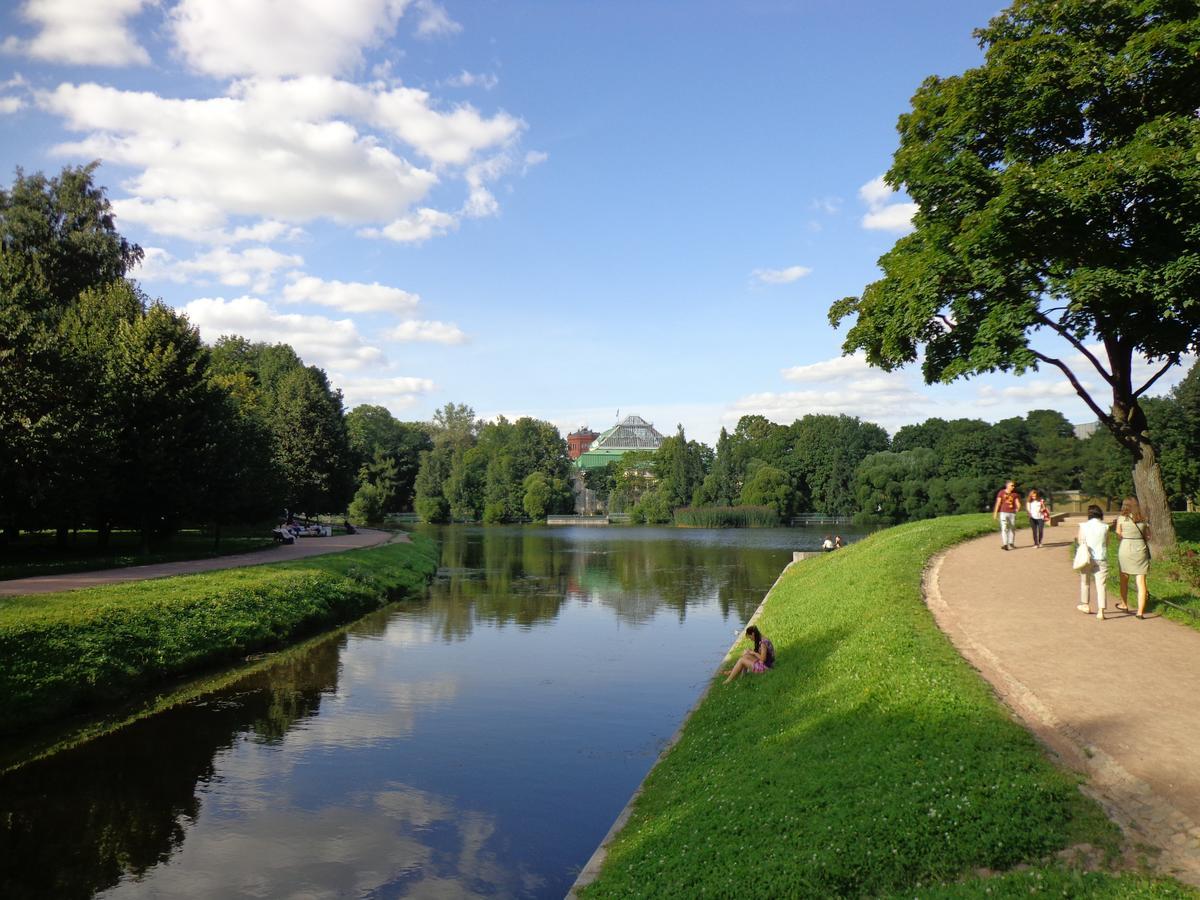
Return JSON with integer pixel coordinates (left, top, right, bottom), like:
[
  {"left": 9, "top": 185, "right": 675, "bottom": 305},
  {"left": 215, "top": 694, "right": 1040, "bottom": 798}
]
[{"left": 830, "top": 0, "right": 1200, "bottom": 551}]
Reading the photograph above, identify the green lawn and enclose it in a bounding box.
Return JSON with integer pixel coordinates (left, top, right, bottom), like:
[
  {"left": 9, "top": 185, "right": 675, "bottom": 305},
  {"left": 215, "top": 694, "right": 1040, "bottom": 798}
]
[
  {"left": 0, "top": 534, "right": 438, "bottom": 735},
  {"left": 580, "top": 515, "right": 1192, "bottom": 898},
  {"left": 0, "top": 527, "right": 281, "bottom": 581}
]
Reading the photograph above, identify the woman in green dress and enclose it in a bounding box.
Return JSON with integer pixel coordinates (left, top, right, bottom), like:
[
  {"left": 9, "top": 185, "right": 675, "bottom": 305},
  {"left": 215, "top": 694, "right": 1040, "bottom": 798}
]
[{"left": 1115, "top": 496, "right": 1151, "bottom": 619}]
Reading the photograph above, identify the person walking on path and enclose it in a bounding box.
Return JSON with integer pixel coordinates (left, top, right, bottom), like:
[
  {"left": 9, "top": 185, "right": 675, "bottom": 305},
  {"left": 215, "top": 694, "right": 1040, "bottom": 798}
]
[
  {"left": 992, "top": 480, "right": 1022, "bottom": 550},
  {"left": 1077, "top": 505, "right": 1111, "bottom": 621},
  {"left": 1115, "top": 496, "right": 1152, "bottom": 619},
  {"left": 1026, "top": 489, "right": 1050, "bottom": 549}
]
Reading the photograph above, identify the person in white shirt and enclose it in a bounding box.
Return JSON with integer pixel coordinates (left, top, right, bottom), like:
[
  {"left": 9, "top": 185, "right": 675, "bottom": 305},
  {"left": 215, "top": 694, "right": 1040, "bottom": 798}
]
[
  {"left": 1076, "top": 505, "right": 1111, "bottom": 621},
  {"left": 1026, "top": 489, "right": 1050, "bottom": 549}
]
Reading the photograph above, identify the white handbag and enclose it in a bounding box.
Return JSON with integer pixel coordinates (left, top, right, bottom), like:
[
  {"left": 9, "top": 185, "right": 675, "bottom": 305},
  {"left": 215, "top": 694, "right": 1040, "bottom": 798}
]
[{"left": 1072, "top": 542, "right": 1092, "bottom": 571}]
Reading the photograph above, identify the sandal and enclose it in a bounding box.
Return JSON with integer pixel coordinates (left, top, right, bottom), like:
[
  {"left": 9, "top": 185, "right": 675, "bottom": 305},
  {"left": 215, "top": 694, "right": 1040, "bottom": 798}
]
[{"left": 1115, "top": 603, "right": 1130, "bottom": 612}]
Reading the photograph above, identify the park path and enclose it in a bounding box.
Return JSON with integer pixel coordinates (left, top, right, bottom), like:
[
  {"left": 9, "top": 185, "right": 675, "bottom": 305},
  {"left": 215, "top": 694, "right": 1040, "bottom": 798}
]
[
  {"left": 927, "top": 519, "right": 1200, "bottom": 886},
  {"left": 0, "top": 528, "right": 401, "bottom": 597}
]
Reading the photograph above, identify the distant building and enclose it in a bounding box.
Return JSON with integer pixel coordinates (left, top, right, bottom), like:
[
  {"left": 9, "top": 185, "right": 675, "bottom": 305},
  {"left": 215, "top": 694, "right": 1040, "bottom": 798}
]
[
  {"left": 1073, "top": 421, "right": 1101, "bottom": 440},
  {"left": 575, "top": 415, "right": 666, "bottom": 472},
  {"left": 567, "top": 427, "right": 599, "bottom": 460}
]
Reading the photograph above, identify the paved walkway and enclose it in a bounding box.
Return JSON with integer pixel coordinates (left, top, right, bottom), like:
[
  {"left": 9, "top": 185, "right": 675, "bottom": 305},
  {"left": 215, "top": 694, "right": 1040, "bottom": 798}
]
[
  {"left": 0, "top": 528, "right": 399, "bottom": 597},
  {"left": 927, "top": 520, "right": 1200, "bottom": 886}
]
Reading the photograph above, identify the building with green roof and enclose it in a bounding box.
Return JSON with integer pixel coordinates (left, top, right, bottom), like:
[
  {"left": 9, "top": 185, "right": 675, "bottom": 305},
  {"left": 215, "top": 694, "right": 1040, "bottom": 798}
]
[{"left": 574, "top": 415, "right": 666, "bottom": 471}]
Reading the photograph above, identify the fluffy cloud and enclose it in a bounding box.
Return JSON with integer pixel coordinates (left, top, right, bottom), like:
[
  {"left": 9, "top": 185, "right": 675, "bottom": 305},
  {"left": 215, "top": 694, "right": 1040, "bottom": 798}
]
[
  {"left": 782, "top": 351, "right": 870, "bottom": 382},
  {"left": 178, "top": 246, "right": 303, "bottom": 292},
  {"left": 362, "top": 207, "right": 459, "bottom": 243},
  {"left": 413, "top": 0, "right": 461, "bottom": 38},
  {"left": 182, "top": 296, "right": 384, "bottom": 370},
  {"left": 170, "top": 0, "right": 410, "bottom": 79},
  {"left": 337, "top": 375, "right": 437, "bottom": 409},
  {"left": 0, "top": 96, "right": 24, "bottom": 114},
  {"left": 859, "top": 174, "right": 917, "bottom": 233},
  {"left": 12, "top": 0, "right": 150, "bottom": 66},
  {"left": 444, "top": 70, "right": 498, "bottom": 90},
  {"left": 976, "top": 379, "right": 1089, "bottom": 407},
  {"left": 751, "top": 265, "right": 812, "bottom": 286},
  {"left": 729, "top": 380, "right": 924, "bottom": 425},
  {"left": 41, "top": 77, "right": 522, "bottom": 240},
  {"left": 283, "top": 275, "right": 420, "bottom": 314},
  {"left": 384, "top": 320, "right": 466, "bottom": 344}
]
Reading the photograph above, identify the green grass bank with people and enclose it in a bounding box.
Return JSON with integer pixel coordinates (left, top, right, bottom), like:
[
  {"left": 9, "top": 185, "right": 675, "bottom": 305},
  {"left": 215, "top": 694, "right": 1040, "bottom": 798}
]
[
  {"left": 579, "top": 515, "right": 1192, "bottom": 898},
  {"left": 0, "top": 534, "right": 438, "bottom": 735}
]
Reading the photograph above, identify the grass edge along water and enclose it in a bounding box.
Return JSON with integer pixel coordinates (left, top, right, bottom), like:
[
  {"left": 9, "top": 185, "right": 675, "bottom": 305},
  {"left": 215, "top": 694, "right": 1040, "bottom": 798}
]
[
  {"left": 579, "top": 515, "right": 1193, "bottom": 898},
  {"left": 0, "top": 534, "right": 438, "bottom": 736}
]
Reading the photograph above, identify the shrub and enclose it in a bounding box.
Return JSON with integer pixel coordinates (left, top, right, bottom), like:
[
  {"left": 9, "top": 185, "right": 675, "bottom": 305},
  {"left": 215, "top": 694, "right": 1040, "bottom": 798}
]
[{"left": 673, "top": 505, "right": 780, "bottom": 528}]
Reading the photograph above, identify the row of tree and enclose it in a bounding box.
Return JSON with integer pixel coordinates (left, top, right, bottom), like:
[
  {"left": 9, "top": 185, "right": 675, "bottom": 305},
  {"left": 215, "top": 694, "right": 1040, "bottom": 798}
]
[
  {"left": 0, "top": 164, "right": 431, "bottom": 547},
  {"left": 574, "top": 375, "right": 1200, "bottom": 527}
]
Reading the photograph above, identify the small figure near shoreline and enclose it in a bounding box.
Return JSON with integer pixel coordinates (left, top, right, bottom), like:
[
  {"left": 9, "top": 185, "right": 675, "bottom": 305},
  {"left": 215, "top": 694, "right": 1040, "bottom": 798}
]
[{"left": 723, "top": 625, "right": 775, "bottom": 684}]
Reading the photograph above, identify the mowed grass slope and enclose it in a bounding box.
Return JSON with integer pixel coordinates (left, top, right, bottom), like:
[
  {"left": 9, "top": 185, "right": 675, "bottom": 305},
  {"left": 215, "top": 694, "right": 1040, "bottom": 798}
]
[
  {"left": 0, "top": 534, "right": 438, "bottom": 734},
  {"left": 581, "top": 516, "right": 1189, "bottom": 898}
]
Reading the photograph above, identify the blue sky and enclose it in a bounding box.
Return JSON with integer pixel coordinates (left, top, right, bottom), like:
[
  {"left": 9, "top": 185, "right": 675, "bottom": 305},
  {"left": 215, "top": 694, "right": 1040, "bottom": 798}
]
[{"left": 1, "top": 0, "right": 1190, "bottom": 444}]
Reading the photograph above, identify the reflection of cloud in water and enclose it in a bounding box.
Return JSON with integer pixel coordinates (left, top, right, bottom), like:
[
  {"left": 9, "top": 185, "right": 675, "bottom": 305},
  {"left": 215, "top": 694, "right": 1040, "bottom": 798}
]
[{"left": 102, "top": 782, "right": 541, "bottom": 900}]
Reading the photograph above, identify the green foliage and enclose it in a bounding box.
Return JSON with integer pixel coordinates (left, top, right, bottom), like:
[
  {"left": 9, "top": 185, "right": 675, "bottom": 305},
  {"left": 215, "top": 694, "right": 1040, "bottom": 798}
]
[
  {"left": 347, "top": 480, "right": 389, "bottom": 525},
  {"left": 345, "top": 405, "right": 431, "bottom": 512},
  {"left": 830, "top": 0, "right": 1200, "bottom": 548},
  {"left": 738, "top": 463, "right": 794, "bottom": 519},
  {"left": 581, "top": 516, "right": 1141, "bottom": 898},
  {"left": 0, "top": 535, "right": 438, "bottom": 734},
  {"left": 521, "top": 471, "right": 552, "bottom": 520},
  {"left": 672, "top": 505, "right": 780, "bottom": 528}
]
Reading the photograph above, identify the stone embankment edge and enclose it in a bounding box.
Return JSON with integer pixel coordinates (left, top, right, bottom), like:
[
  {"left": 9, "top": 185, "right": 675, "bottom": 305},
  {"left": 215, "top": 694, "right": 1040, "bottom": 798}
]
[
  {"left": 566, "top": 557, "right": 800, "bottom": 898},
  {"left": 923, "top": 550, "right": 1200, "bottom": 888}
]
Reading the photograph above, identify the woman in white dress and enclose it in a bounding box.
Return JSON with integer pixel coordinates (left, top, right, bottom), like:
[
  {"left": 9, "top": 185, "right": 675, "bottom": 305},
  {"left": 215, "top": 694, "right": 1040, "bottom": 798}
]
[{"left": 1076, "top": 505, "right": 1111, "bottom": 621}]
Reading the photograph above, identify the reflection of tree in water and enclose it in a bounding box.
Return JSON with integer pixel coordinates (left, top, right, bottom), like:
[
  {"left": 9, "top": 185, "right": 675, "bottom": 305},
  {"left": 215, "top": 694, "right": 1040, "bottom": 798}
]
[
  {"left": 420, "top": 526, "right": 790, "bottom": 637},
  {"left": 0, "top": 637, "right": 343, "bottom": 900}
]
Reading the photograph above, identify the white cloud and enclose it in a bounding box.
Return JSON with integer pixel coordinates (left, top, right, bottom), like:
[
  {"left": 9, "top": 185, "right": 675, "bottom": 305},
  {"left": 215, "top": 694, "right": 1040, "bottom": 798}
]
[
  {"left": 413, "top": 0, "right": 461, "bottom": 38},
  {"left": 444, "top": 70, "right": 498, "bottom": 91},
  {"left": 728, "top": 379, "right": 925, "bottom": 426},
  {"left": 283, "top": 274, "right": 420, "bottom": 315},
  {"left": 0, "top": 96, "right": 23, "bottom": 114},
  {"left": 169, "top": 0, "right": 411, "bottom": 79},
  {"left": 522, "top": 150, "right": 548, "bottom": 173},
  {"left": 751, "top": 265, "right": 812, "bottom": 286},
  {"left": 362, "top": 207, "right": 459, "bottom": 243},
  {"left": 177, "top": 246, "right": 303, "bottom": 292},
  {"left": 859, "top": 174, "right": 917, "bottom": 233},
  {"left": 182, "top": 295, "right": 384, "bottom": 370},
  {"left": 129, "top": 246, "right": 175, "bottom": 282},
  {"left": 13, "top": 0, "right": 151, "bottom": 67},
  {"left": 976, "top": 379, "right": 1090, "bottom": 407},
  {"left": 384, "top": 320, "right": 466, "bottom": 344},
  {"left": 810, "top": 196, "right": 841, "bottom": 214},
  {"left": 337, "top": 374, "right": 436, "bottom": 410},
  {"left": 782, "top": 351, "right": 871, "bottom": 383}
]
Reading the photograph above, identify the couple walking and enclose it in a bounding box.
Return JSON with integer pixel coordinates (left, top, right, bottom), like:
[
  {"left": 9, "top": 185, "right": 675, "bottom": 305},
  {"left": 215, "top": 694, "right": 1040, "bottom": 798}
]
[
  {"left": 1076, "top": 497, "right": 1152, "bottom": 621},
  {"left": 992, "top": 480, "right": 1051, "bottom": 550}
]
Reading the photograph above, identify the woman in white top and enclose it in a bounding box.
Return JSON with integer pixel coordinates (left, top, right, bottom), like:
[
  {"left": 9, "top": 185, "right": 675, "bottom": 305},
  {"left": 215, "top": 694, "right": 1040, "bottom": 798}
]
[
  {"left": 1076, "top": 505, "right": 1111, "bottom": 621},
  {"left": 1027, "top": 489, "right": 1051, "bottom": 549}
]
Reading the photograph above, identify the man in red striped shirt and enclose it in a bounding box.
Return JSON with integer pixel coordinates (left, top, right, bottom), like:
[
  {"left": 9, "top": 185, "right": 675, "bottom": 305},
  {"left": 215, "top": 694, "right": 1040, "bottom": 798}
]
[{"left": 992, "top": 480, "right": 1022, "bottom": 551}]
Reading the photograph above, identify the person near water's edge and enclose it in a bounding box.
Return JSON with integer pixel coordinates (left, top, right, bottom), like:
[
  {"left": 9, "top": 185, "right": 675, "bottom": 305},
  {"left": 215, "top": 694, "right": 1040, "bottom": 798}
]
[{"left": 992, "top": 480, "right": 1022, "bottom": 550}]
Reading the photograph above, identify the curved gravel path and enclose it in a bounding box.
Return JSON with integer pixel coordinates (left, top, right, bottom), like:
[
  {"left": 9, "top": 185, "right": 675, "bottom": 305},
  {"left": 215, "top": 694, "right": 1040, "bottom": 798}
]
[
  {"left": 0, "top": 528, "right": 400, "bottom": 597},
  {"left": 926, "top": 520, "right": 1200, "bottom": 887}
]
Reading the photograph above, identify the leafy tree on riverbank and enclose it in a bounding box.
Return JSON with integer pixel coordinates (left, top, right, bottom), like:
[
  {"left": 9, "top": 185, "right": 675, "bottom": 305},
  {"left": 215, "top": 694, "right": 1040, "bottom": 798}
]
[{"left": 830, "top": 0, "right": 1200, "bottom": 552}]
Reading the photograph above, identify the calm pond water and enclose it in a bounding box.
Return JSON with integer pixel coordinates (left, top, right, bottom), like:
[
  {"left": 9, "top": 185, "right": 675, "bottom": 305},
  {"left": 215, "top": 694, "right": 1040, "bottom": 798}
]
[{"left": 0, "top": 525, "right": 867, "bottom": 899}]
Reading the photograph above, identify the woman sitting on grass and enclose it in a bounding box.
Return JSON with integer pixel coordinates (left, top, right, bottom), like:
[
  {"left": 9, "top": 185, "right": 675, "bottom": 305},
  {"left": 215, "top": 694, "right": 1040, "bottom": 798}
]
[{"left": 723, "top": 625, "right": 775, "bottom": 684}]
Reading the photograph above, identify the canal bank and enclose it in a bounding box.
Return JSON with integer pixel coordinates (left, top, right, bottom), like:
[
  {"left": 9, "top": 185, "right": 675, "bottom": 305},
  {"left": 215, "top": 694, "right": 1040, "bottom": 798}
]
[
  {"left": 571, "top": 516, "right": 1191, "bottom": 898},
  {"left": 0, "top": 533, "right": 438, "bottom": 740}
]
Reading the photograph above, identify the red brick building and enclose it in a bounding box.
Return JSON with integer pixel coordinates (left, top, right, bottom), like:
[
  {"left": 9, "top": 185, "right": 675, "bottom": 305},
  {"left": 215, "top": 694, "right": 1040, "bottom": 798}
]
[{"left": 567, "top": 427, "right": 599, "bottom": 460}]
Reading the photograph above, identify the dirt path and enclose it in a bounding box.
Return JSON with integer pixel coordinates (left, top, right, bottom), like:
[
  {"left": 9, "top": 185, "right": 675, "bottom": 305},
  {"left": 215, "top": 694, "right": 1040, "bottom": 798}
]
[
  {"left": 0, "top": 528, "right": 402, "bottom": 597},
  {"left": 927, "top": 520, "right": 1200, "bottom": 886}
]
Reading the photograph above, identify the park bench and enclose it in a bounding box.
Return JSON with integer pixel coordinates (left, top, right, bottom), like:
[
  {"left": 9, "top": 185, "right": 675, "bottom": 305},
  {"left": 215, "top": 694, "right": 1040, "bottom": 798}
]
[{"left": 1047, "top": 512, "right": 1069, "bottom": 527}]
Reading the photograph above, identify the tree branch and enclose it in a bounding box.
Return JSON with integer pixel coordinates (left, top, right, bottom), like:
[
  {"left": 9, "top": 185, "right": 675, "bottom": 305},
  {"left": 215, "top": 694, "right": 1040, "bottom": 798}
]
[
  {"left": 1032, "top": 312, "right": 1115, "bottom": 386},
  {"left": 1133, "top": 359, "right": 1175, "bottom": 399},
  {"left": 1030, "top": 349, "right": 1114, "bottom": 427}
]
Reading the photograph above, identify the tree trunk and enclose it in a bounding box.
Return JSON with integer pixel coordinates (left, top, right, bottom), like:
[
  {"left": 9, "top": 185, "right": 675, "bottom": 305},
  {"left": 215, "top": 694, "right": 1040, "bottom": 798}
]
[
  {"left": 1131, "top": 438, "right": 1177, "bottom": 556},
  {"left": 55, "top": 523, "right": 69, "bottom": 548}
]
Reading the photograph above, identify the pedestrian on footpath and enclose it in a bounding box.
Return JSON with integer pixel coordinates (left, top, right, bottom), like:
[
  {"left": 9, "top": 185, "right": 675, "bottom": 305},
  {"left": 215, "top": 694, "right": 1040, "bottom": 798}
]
[
  {"left": 992, "top": 479, "right": 1022, "bottom": 550},
  {"left": 1114, "top": 495, "right": 1151, "bottom": 619},
  {"left": 1076, "top": 504, "right": 1111, "bottom": 621},
  {"left": 1027, "top": 489, "right": 1051, "bottom": 549}
]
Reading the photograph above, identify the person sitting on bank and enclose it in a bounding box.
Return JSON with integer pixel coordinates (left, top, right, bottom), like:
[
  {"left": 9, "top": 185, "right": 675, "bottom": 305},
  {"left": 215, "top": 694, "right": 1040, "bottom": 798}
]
[
  {"left": 833, "top": 534, "right": 843, "bottom": 550},
  {"left": 723, "top": 625, "right": 775, "bottom": 684},
  {"left": 821, "top": 535, "right": 834, "bottom": 552}
]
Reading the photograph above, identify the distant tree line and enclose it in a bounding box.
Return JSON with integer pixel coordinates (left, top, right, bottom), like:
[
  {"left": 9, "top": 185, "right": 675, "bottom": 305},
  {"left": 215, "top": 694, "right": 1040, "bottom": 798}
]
[{"left": 0, "top": 164, "right": 434, "bottom": 546}]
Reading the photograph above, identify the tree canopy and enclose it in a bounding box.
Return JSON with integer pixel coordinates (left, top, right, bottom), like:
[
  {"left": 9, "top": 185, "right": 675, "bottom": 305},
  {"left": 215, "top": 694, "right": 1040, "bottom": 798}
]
[{"left": 830, "top": 0, "right": 1200, "bottom": 549}]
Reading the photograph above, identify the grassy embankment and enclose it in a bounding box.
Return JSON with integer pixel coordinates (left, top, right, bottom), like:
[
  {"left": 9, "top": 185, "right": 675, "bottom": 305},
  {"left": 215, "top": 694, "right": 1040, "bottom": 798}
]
[
  {"left": 0, "top": 527, "right": 281, "bottom": 581},
  {"left": 580, "top": 515, "right": 1192, "bottom": 898},
  {"left": 0, "top": 534, "right": 438, "bottom": 736}
]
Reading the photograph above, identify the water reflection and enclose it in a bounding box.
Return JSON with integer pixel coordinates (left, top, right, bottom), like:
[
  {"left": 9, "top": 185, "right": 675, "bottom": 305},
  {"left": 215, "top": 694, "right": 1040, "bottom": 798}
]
[{"left": 0, "top": 526, "right": 831, "bottom": 899}]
